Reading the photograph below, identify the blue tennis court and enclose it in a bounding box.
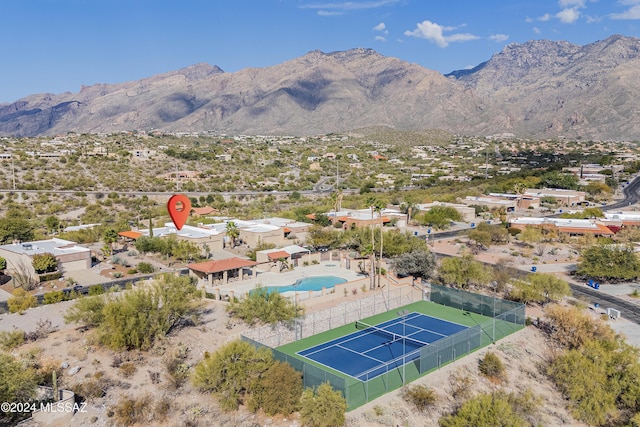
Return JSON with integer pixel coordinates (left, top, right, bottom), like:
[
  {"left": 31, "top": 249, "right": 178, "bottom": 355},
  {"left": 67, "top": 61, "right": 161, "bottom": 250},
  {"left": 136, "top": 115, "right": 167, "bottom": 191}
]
[{"left": 297, "top": 312, "right": 469, "bottom": 381}]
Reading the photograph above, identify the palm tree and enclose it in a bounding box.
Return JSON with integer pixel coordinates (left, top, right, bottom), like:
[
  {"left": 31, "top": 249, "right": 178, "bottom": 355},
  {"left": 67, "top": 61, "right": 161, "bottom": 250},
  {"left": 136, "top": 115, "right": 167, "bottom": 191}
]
[
  {"left": 225, "top": 221, "right": 240, "bottom": 248},
  {"left": 366, "top": 197, "right": 385, "bottom": 289}
]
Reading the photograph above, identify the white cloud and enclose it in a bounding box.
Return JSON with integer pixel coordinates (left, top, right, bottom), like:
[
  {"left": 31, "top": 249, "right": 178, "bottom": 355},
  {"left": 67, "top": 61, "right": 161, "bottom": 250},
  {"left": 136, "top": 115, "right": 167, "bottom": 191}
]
[
  {"left": 374, "top": 35, "right": 387, "bottom": 42},
  {"left": 538, "top": 13, "right": 552, "bottom": 21},
  {"left": 373, "top": 22, "right": 386, "bottom": 31},
  {"left": 404, "top": 20, "right": 479, "bottom": 47},
  {"left": 559, "top": 0, "right": 587, "bottom": 7},
  {"left": 301, "top": 0, "right": 400, "bottom": 14},
  {"left": 317, "top": 10, "right": 344, "bottom": 16},
  {"left": 489, "top": 34, "right": 509, "bottom": 42},
  {"left": 533, "top": 26, "right": 541, "bottom": 34},
  {"left": 557, "top": 7, "right": 581, "bottom": 23},
  {"left": 611, "top": 0, "right": 640, "bottom": 20}
]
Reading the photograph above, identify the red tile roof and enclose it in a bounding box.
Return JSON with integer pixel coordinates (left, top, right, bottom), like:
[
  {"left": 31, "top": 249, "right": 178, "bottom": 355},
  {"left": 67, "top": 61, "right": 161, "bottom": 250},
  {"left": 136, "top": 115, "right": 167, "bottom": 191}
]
[
  {"left": 118, "top": 231, "right": 142, "bottom": 239},
  {"left": 191, "top": 206, "right": 216, "bottom": 216},
  {"left": 187, "top": 257, "right": 257, "bottom": 274},
  {"left": 267, "top": 251, "right": 290, "bottom": 260}
]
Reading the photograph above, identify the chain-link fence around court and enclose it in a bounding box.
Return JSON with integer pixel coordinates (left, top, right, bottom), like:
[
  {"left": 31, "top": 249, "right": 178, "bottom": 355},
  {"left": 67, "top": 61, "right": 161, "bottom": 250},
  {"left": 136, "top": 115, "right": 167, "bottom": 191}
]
[
  {"left": 241, "top": 286, "right": 421, "bottom": 348},
  {"left": 241, "top": 284, "right": 525, "bottom": 410}
]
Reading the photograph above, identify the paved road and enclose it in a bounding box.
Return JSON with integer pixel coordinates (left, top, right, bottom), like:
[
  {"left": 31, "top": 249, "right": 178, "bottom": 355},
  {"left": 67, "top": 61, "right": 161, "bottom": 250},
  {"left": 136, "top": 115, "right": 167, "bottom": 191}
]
[
  {"left": 602, "top": 174, "right": 640, "bottom": 211},
  {"left": 568, "top": 283, "right": 640, "bottom": 324}
]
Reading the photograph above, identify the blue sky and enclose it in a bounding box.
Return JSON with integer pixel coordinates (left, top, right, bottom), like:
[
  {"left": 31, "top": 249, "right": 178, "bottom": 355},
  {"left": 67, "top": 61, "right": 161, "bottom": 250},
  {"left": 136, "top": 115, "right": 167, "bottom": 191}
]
[{"left": 1, "top": 0, "right": 639, "bottom": 103}]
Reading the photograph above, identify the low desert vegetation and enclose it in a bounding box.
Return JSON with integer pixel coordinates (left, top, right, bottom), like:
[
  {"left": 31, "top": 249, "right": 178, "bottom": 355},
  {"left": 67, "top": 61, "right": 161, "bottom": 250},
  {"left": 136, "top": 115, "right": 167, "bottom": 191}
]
[
  {"left": 64, "top": 274, "right": 201, "bottom": 350},
  {"left": 226, "top": 286, "right": 303, "bottom": 325}
]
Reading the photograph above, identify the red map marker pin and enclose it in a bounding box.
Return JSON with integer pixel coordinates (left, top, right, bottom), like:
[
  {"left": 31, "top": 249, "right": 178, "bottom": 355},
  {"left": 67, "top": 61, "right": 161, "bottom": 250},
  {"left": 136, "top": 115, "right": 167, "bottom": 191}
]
[{"left": 167, "top": 194, "right": 191, "bottom": 230}]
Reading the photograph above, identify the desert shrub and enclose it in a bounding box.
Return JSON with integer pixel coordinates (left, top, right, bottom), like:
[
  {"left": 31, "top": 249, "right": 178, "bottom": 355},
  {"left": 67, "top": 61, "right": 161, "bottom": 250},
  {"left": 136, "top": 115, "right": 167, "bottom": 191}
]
[
  {"left": 24, "top": 319, "right": 56, "bottom": 341},
  {"left": 7, "top": 288, "right": 38, "bottom": 313},
  {"left": 248, "top": 361, "right": 303, "bottom": 416},
  {"left": 64, "top": 274, "right": 200, "bottom": 350},
  {"left": 448, "top": 367, "right": 475, "bottom": 400},
  {"left": 402, "top": 384, "right": 437, "bottom": 412},
  {"left": 478, "top": 352, "right": 505, "bottom": 380},
  {"left": 43, "top": 290, "right": 65, "bottom": 305},
  {"left": 0, "top": 330, "right": 25, "bottom": 350},
  {"left": 0, "top": 353, "right": 38, "bottom": 423},
  {"left": 38, "top": 271, "right": 62, "bottom": 282},
  {"left": 163, "top": 348, "right": 190, "bottom": 390},
  {"left": 439, "top": 390, "right": 539, "bottom": 427},
  {"left": 119, "top": 362, "right": 137, "bottom": 378},
  {"left": 508, "top": 227, "right": 522, "bottom": 236},
  {"left": 226, "top": 286, "right": 302, "bottom": 325},
  {"left": 126, "top": 269, "right": 138, "bottom": 275},
  {"left": 110, "top": 394, "right": 153, "bottom": 426},
  {"left": 548, "top": 338, "right": 640, "bottom": 426},
  {"left": 299, "top": 382, "right": 347, "bottom": 427},
  {"left": 136, "top": 262, "right": 154, "bottom": 274},
  {"left": 192, "top": 340, "right": 273, "bottom": 411},
  {"left": 71, "top": 378, "right": 108, "bottom": 400},
  {"left": 543, "top": 304, "right": 616, "bottom": 349},
  {"left": 88, "top": 285, "right": 105, "bottom": 296},
  {"left": 148, "top": 370, "right": 161, "bottom": 384},
  {"left": 32, "top": 253, "right": 57, "bottom": 274}
]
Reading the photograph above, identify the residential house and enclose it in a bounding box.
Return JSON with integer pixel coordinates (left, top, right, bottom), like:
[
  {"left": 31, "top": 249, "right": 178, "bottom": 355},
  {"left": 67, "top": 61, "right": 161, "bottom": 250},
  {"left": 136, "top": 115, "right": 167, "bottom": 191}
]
[{"left": 0, "top": 238, "right": 91, "bottom": 277}]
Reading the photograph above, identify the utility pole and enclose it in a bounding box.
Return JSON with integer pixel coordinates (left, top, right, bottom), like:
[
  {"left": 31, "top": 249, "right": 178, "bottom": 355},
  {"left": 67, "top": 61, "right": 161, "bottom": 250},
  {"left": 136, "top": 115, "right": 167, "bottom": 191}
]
[{"left": 11, "top": 156, "right": 16, "bottom": 190}]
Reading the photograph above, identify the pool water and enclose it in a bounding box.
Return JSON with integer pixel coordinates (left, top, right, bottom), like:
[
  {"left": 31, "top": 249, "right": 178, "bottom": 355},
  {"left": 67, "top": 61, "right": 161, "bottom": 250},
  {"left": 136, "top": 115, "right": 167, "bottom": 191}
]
[{"left": 260, "top": 275, "right": 347, "bottom": 294}]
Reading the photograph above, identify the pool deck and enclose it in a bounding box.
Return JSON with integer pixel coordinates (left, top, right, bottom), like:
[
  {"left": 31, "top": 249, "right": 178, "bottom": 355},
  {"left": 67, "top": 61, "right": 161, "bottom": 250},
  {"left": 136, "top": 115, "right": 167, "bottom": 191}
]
[{"left": 206, "top": 261, "right": 363, "bottom": 298}]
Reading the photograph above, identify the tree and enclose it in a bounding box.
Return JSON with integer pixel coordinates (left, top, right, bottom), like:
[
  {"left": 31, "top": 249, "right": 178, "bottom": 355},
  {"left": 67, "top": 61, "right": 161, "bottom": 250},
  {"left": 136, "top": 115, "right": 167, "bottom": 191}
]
[
  {"left": 576, "top": 245, "right": 640, "bottom": 282},
  {"left": 538, "top": 171, "right": 579, "bottom": 190},
  {"left": 543, "top": 304, "right": 616, "bottom": 350},
  {"left": 468, "top": 229, "right": 491, "bottom": 251},
  {"left": 0, "top": 216, "right": 34, "bottom": 244},
  {"left": 225, "top": 221, "right": 240, "bottom": 248},
  {"left": 44, "top": 215, "right": 60, "bottom": 233},
  {"left": 439, "top": 254, "right": 492, "bottom": 289},
  {"left": 389, "top": 250, "right": 437, "bottom": 282},
  {"left": 64, "top": 274, "right": 200, "bottom": 350},
  {"left": 31, "top": 253, "right": 58, "bottom": 274},
  {"left": 0, "top": 353, "right": 38, "bottom": 425},
  {"left": 299, "top": 382, "right": 347, "bottom": 427},
  {"left": 248, "top": 361, "right": 303, "bottom": 416},
  {"left": 103, "top": 228, "right": 118, "bottom": 251},
  {"left": 7, "top": 288, "right": 38, "bottom": 313},
  {"left": 419, "top": 206, "right": 463, "bottom": 230},
  {"left": 518, "top": 226, "right": 544, "bottom": 247},
  {"left": 0, "top": 256, "right": 6, "bottom": 271},
  {"left": 509, "top": 273, "right": 571, "bottom": 305},
  {"left": 192, "top": 340, "right": 274, "bottom": 411},
  {"left": 226, "top": 287, "right": 302, "bottom": 325}
]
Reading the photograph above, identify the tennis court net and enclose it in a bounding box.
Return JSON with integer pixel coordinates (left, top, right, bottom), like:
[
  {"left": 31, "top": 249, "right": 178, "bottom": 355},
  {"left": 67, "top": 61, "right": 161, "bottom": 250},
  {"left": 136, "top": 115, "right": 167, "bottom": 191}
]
[{"left": 355, "top": 321, "right": 430, "bottom": 348}]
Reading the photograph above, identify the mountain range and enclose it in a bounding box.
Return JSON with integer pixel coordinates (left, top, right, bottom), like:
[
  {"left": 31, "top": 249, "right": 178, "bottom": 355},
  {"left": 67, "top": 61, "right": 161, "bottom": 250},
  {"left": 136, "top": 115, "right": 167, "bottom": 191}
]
[{"left": 1, "top": 34, "right": 640, "bottom": 140}]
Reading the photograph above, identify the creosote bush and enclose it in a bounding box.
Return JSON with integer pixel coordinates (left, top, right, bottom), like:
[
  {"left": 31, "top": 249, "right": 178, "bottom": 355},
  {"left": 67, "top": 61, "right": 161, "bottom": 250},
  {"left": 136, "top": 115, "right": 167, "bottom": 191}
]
[
  {"left": 402, "top": 384, "right": 437, "bottom": 412},
  {"left": 64, "top": 274, "right": 200, "bottom": 350},
  {"left": 478, "top": 351, "right": 505, "bottom": 380},
  {"left": 226, "top": 286, "right": 302, "bottom": 325},
  {"left": 299, "top": 382, "right": 347, "bottom": 427}
]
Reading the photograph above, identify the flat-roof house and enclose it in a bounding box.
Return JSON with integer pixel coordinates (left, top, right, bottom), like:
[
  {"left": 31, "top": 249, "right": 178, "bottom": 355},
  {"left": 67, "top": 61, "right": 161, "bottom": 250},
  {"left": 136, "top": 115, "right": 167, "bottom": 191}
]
[
  {"left": 0, "top": 238, "right": 91, "bottom": 277},
  {"left": 509, "top": 217, "right": 614, "bottom": 236},
  {"left": 523, "top": 188, "right": 586, "bottom": 206},
  {"left": 133, "top": 223, "right": 224, "bottom": 254}
]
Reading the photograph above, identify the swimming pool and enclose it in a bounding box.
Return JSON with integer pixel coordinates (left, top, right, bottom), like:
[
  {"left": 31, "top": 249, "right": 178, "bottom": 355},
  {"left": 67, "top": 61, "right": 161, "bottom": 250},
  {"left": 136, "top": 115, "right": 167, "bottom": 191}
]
[{"left": 260, "top": 275, "right": 347, "bottom": 294}]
